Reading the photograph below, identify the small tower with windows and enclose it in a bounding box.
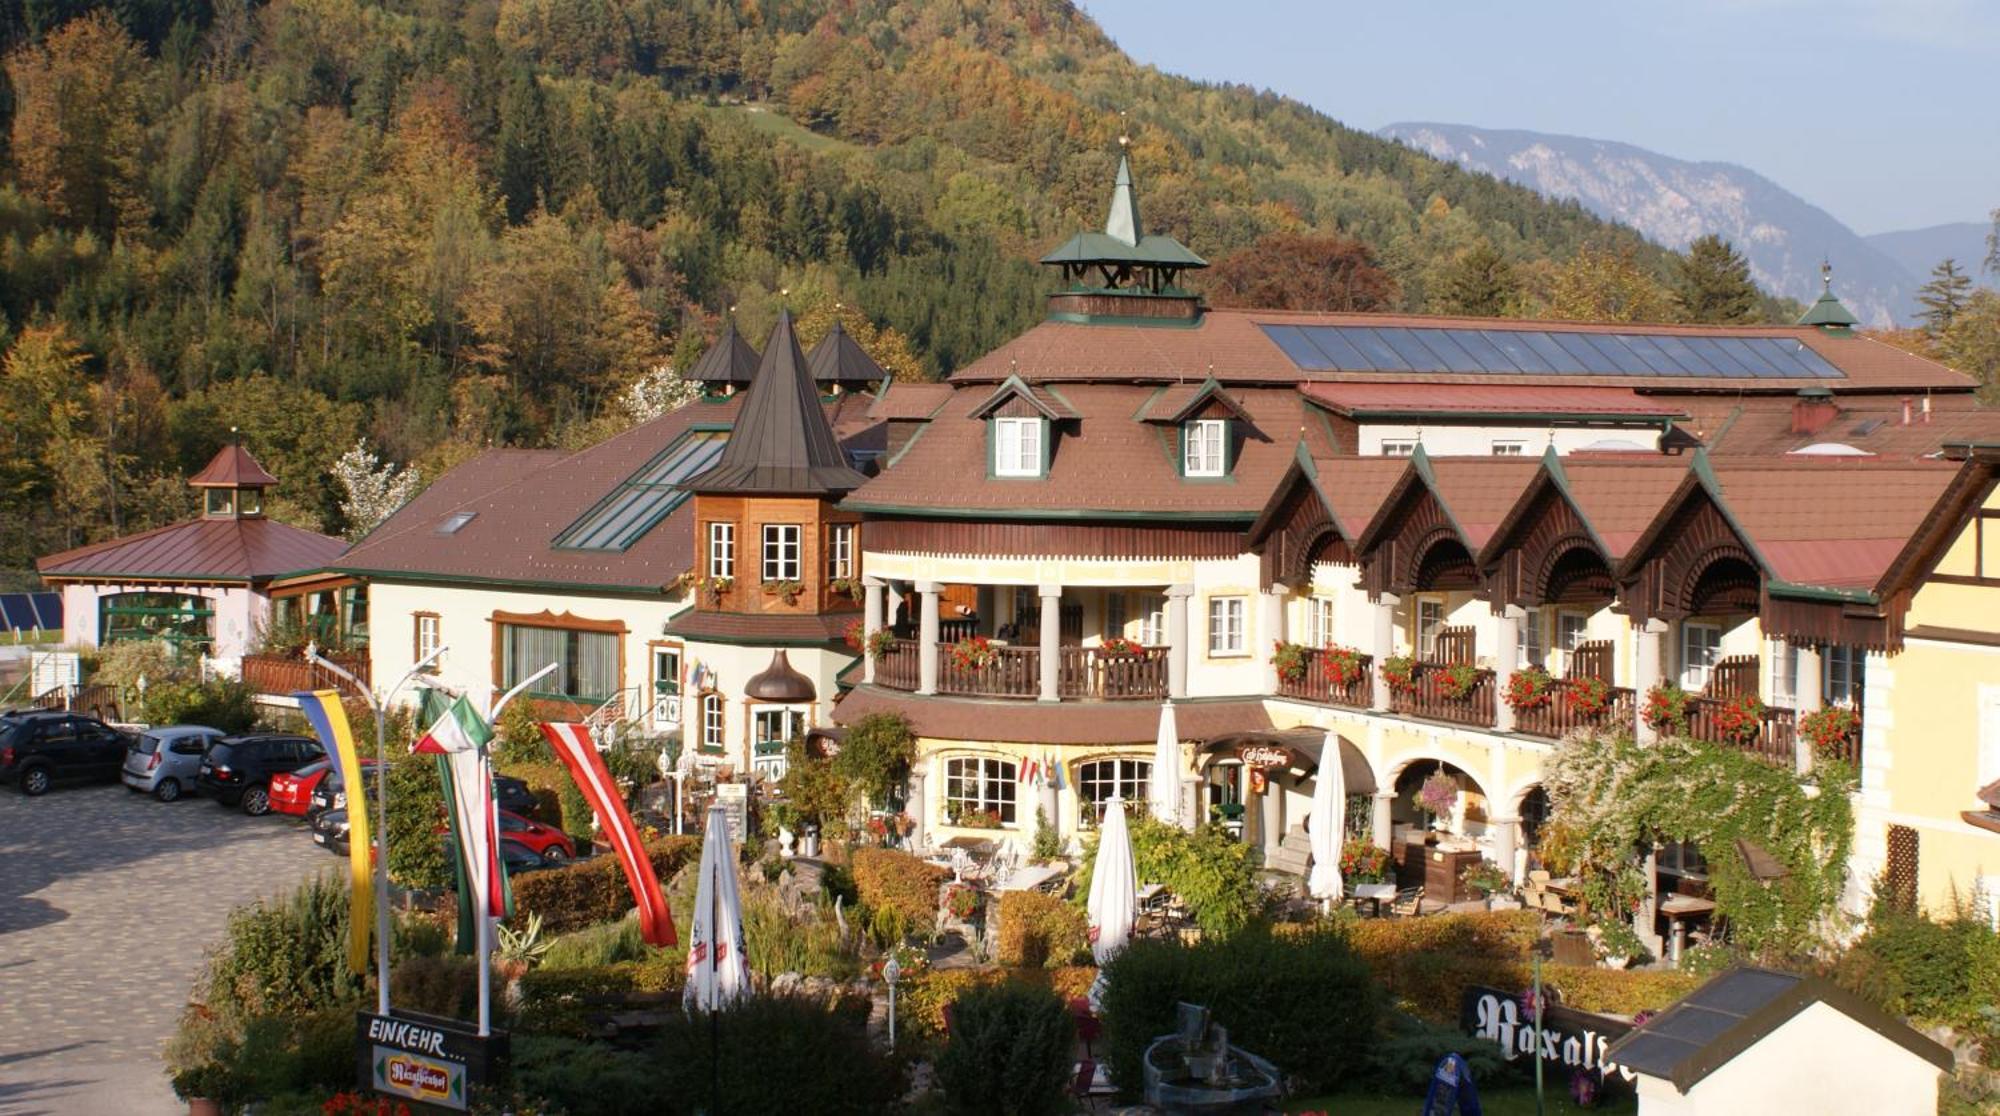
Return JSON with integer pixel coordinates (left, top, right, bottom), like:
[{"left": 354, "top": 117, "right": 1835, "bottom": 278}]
[
  {"left": 189, "top": 438, "right": 277, "bottom": 520},
  {"left": 1039, "top": 137, "right": 1208, "bottom": 323},
  {"left": 1797, "top": 261, "right": 1860, "bottom": 337}
]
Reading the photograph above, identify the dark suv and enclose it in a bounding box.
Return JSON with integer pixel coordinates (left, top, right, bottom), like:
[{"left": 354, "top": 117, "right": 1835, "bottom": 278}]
[
  {"left": 0, "top": 711, "right": 132, "bottom": 795},
  {"left": 196, "top": 734, "right": 325, "bottom": 815}
]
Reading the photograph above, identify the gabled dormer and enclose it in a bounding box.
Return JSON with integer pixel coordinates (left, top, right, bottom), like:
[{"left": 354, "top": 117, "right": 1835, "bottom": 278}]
[
  {"left": 1138, "top": 378, "right": 1255, "bottom": 480},
  {"left": 969, "top": 375, "right": 1078, "bottom": 480},
  {"left": 189, "top": 441, "right": 277, "bottom": 519}
]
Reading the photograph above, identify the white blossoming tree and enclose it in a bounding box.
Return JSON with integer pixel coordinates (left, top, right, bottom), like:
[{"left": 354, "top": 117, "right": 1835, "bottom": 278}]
[
  {"left": 620, "top": 363, "right": 702, "bottom": 425},
  {"left": 332, "top": 438, "right": 422, "bottom": 541}
]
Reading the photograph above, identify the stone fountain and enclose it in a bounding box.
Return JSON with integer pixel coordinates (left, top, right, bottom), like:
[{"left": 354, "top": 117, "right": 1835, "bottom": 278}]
[{"left": 1142, "top": 1003, "right": 1284, "bottom": 1114}]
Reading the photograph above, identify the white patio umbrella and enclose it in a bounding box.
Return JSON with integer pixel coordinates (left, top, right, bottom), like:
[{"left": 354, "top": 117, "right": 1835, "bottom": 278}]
[
  {"left": 1149, "top": 701, "right": 1181, "bottom": 827},
  {"left": 1087, "top": 795, "right": 1138, "bottom": 1009},
  {"left": 1306, "top": 727, "right": 1346, "bottom": 904},
  {"left": 683, "top": 805, "right": 751, "bottom": 1012}
]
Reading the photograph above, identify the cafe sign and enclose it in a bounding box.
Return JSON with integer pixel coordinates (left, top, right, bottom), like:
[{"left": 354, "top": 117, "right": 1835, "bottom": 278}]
[
  {"left": 1237, "top": 744, "right": 1294, "bottom": 770},
  {"left": 357, "top": 1011, "right": 507, "bottom": 1112},
  {"left": 1457, "top": 986, "right": 1635, "bottom": 1085}
]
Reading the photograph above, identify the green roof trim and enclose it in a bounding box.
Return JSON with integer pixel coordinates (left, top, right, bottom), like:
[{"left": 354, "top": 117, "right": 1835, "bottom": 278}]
[
  {"left": 330, "top": 566, "right": 674, "bottom": 597},
  {"left": 840, "top": 502, "right": 1256, "bottom": 523}
]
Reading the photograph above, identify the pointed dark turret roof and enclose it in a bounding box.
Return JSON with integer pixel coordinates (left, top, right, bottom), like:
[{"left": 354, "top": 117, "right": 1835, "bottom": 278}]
[
  {"left": 1797, "top": 263, "right": 1859, "bottom": 330},
  {"left": 687, "top": 320, "right": 760, "bottom": 387},
  {"left": 1039, "top": 152, "right": 1207, "bottom": 275},
  {"left": 684, "top": 311, "right": 868, "bottom": 495},
  {"left": 805, "top": 319, "right": 887, "bottom": 390}
]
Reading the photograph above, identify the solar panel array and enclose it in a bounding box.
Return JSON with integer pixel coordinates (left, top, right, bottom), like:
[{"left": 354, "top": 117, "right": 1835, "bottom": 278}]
[
  {"left": 554, "top": 431, "right": 727, "bottom": 551},
  {"left": 1260, "top": 324, "right": 1844, "bottom": 380},
  {"left": 0, "top": 592, "right": 61, "bottom": 633}
]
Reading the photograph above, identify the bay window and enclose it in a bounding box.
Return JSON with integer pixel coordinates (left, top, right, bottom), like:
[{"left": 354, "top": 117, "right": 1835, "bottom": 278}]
[
  {"left": 762, "top": 524, "right": 800, "bottom": 581},
  {"left": 826, "top": 523, "right": 855, "bottom": 579},
  {"left": 707, "top": 522, "right": 735, "bottom": 579}
]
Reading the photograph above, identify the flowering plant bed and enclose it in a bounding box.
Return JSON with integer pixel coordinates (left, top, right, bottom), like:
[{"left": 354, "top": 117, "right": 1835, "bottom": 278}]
[
  {"left": 1322, "top": 646, "right": 1368, "bottom": 687},
  {"left": 829, "top": 576, "right": 864, "bottom": 601},
  {"left": 1798, "top": 705, "right": 1860, "bottom": 753},
  {"left": 1381, "top": 655, "right": 1419, "bottom": 694},
  {"left": 1271, "top": 640, "right": 1311, "bottom": 683},
  {"left": 944, "top": 884, "right": 983, "bottom": 920},
  {"left": 1418, "top": 772, "right": 1460, "bottom": 818},
  {"left": 1504, "top": 666, "right": 1556, "bottom": 711},
  {"left": 946, "top": 805, "right": 1004, "bottom": 829},
  {"left": 1643, "top": 683, "right": 1690, "bottom": 733},
  {"left": 764, "top": 578, "right": 806, "bottom": 604},
  {"left": 1459, "top": 859, "right": 1510, "bottom": 896},
  {"left": 1097, "top": 636, "right": 1145, "bottom": 657},
  {"left": 1711, "top": 694, "right": 1767, "bottom": 747},
  {"left": 1565, "top": 674, "right": 1611, "bottom": 717},
  {"left": 948, "top": 635, "right": 997, "bottom": 671},
  {"left": 1340, "top": 839, "right": 1391, "bottom": 883},
  {"left": 1437, "top": 662, "right": 1482, "bottom": 700}
]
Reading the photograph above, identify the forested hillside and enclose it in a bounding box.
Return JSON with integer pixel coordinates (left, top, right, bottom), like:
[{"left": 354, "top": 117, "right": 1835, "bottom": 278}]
[{"left": 0, "top": 0, "right": 1766, "bottom": 573}]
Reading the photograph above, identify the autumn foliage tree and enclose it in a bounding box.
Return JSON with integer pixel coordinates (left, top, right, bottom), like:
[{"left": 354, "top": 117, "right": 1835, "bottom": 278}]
[
  {"left": 5, "top": 12, "right": 147, "bottom": 236},
  {"left": 1201, "top": 231, "right": 1400, "bottom": 313}
]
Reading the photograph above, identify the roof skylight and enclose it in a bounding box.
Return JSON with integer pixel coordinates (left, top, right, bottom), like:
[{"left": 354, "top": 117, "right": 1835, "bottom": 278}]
[{"left": 553, "top": 431, "right": 727, "bottom": 551}]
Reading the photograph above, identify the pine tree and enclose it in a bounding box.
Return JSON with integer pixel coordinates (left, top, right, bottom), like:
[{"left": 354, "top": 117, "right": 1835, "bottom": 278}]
[
  {"left": 1672, "top": 235, "right": 1760, "bottom": 324},
  {"left": 1916, "top": 258, "right": 1973, "bottom": 337},
  {"left": 1430, "top": 241, "right": 1517, "bottom": 317}
]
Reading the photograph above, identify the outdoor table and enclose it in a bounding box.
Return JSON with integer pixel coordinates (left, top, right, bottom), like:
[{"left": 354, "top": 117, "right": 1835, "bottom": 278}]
[
  {"left": 998, "top": 862, "right": 1065, "bottom": 893},
  {"left": 1660, "top": 894, "right": 1718, "bottom": 964},
  {"left": 1351, "top": 882, "right": 1396, "bottom": 917}
]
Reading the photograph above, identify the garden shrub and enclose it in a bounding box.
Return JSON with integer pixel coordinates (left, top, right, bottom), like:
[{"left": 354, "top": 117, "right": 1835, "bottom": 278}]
[
  {"left": 152, "top": 676, "right": 260, "bottom": 734},
  {"left": 385, "top": 754, "right": 452, "bottom": 892},
  {"left": 1844, "top": 897, "right": 2000, "bottom": 1026},
  {"left": 1075, "top": 815, "right": 1259, "bottom": 937},
  {"left": 740, "top": 887, "right": 857, "bottom": 980},
  {"left": 1098, "top": 926, "right": 1379, "bottom": 1096},
  {"left": 390, "top": 956, "right": 480, "bottom": 1019},
  {"left": 1350, "top": 944, "right": 1697, "bottom": 1024},
  {"left": 1369, "top": 1010, "right": 1523, "bottom": 1093},
  {"left": 650, "top": 996, "right": 902, "bottom": 1115},
  {"left": 514, "top": 961, "right": 682, "bottom": 1038},
  {"left": 1337, "top": 909, "right": 1541, "bottom": 963},
  {"left": 996, "top": 890, "right": 1089, "bottom": 969},
  {"left": 494, "top": 701, "right": 551, "bottom": 764},
  {"left": 538, "top": 916, "right": 654, "bottom": 970},
  {"left": 935, "top": 983, "right": 1076, "bottom": 1116},
  {"left": 898, "top": 967, "right": 1097, "bottom": 1046},
  {"left": 834, "top": 712, "right": 916, "bottom": 807},
  {"left": 497, "top": 758, "right": 569, "bottom": 823},
  {"left": 851, "top": 847, "right": 947, "bottom": 930},
  {"left": 508, "top": 1036, "right": 659, "bottom": 1116},
  {"left": 510, "top": 836, "right": 700, "bottom": 935}
]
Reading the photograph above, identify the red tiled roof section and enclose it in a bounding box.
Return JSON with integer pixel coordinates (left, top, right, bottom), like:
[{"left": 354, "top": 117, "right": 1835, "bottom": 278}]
[
  {"left": 38, "top": 516, "right": 346, "bottom": 581},
  {"left": 832, "top": 687, "right": 1274, "bottom": 745},
  {"left": 664, "top": 610, "right": 857, "bottom": 643},
  {"left": 868, "top": 382, "right": 954, "bottom": 421},
  {"left": 1303, "top": 383, "right": 1685, "bottom": 418},
  {"left": 1425, "top": 458, "right": 1544, "bottom": 548},
  {"left": 1686, "top": 395, "right": 2000, "bottom": 459},
  {"left": 847, "top": 383, "right": 1308, "bottom": 517},
  {"left": 1308, "top": 456, "right": 1409, "bottom": 538},
  {"left": 188, "top": 444, "right": 279, "bottom": 488},
  {"left": 952, "top": 309, "right": 1972, "bottom": 393},
  {"left": 1710, "top": 459, "right": 1961, "bottom": 588},
  {"left": 1556, "top": 459, "right": 1691, "bottom": 559}
]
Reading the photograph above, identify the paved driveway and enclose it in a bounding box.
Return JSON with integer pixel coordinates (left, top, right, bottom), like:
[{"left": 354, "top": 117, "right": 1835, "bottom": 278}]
[{"left": 0, "top": 782, "right": 331, "bottom": 1115}]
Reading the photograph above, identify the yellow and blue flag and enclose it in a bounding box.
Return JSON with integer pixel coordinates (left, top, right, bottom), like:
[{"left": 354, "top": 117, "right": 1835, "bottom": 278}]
[{"left": 295, "top": 689, "right": 374, "bottom": 975}]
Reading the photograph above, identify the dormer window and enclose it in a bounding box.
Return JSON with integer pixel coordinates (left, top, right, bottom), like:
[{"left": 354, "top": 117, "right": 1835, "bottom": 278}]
[
  {"left": 1184, "top": 419, "right": 1227, "bottom": 477},
  {"left": 994, "top": 416, "right": 1045, "bottom": 478}
]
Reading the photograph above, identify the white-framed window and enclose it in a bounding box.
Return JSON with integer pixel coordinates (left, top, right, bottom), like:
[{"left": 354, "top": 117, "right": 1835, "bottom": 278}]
[
  {"left": 826, "top": 523, "right": 855, "bottom": 579},
  {"left": 414, "top": 613, "right": 440, "bottom": 670},
  {"left": 1681, "top": 622, "right": 1722, "bottom": 690},
  {"left": 1077, "top": 758, "right": 1152, "bottom": 826},
  {"left": 1137, "top": 595, "right": 1167, "bottom": 646},
  {"left": 700, "top": 693, "right": 726, "bottom": 755},
  {"left": 944, "top": 756, "right": 1018, "bottom": 826},
  {"left": 751, "top": 707, "right": 804, "bottom": 780},
  {"left": 761, "top": 524, "right": 800, "bottom": 581},
  {"left": 1415, "top": 598, "right": 1446, "bottom": 660},
  {"left": 1301, "top": 596, "right": 1337, "bottom": 646},
  {"left": 1767, "top": 639, "right": 1798, "bottom": 707},
  {"left": 1516, "top": 609, "right": 1546, "bottom": 670},
  {"left": 651, "top": 646, "right": 682, "bottom": 727},
  {"left": 1381, "top": 440, "right": 1417, "bottom": 457},
  {"left": 1491, "top": 441, "right": 1526, "bottom": 456},
  {"left": 1825, "top": 645, "right": 1865, "bottom": 707},
  {"left": 1105, "top": 592, "right": 1128, "bottom": 640},
  {"left": 707, "top": 522, "right": 735, "bottom": 579},
  {"left": 993, "top": 417, "right": 1044, "bottom": 478},
  {"left": 1555, "top": 611, "right": 1589, "bottom": 674},
  {"left": 1207, "top": 596, "right": 1246, "bottom": 655},
  {"left": 1184, "top": 419, "right": 1227, "bottom": 477}
]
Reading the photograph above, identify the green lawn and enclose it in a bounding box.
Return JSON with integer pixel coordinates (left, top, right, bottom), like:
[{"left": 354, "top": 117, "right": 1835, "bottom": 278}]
[
  {"left": 698, "top": 102, "right": 856, "bottom": 153},
  {"left": 1287, "top": 1085, "right": 1636, "bottom": 1115}
]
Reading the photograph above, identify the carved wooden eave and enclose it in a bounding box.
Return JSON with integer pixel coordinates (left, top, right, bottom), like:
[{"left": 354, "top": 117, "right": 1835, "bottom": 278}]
[
  {"left": 1248, "top": 454, "right": 1354, "bottom": 591},
  {"left": 1477, "top": 458, "right": 1619, "bottom": 614},
  {"left": 1353, "top": 452, "right": 1485, "bottom": 601}
]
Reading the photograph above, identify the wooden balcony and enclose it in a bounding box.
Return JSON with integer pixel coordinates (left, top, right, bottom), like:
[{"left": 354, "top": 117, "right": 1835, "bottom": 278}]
[
  {"left": 1685, "top": 697, "right": 1798, "bottom": 768},
  {"left": 240, "top": 652, "right": 373, "bottom": 697},
  {"left": 875, "top": 641, "right": 920, "bottom": 691},
  {"left": 1390, "top": 661, "right": 1496, "bottom": 729},
  {"left": 871, "top": 642, "right": 1168, "bottom": 701},
  {"left": 1056, "top": 645, "right": 1167, "bottom": 700},
  {"left": 939, "top": 644, "right": 1040, "bottom": 699},
  {"left": 1515, "top": 685, "right": 1637, "bottom": 740},
  {"left": 1275, "top": 648, "right": 1374, "bottom": 709}
]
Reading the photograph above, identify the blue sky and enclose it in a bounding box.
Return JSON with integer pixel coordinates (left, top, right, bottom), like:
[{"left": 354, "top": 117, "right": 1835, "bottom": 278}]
[{"left": 1081, "top": 0, "right": 1997, "bottom": 235}]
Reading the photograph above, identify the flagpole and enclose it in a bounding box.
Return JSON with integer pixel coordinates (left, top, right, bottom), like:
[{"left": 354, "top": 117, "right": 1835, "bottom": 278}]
[
  {"left": 480, "top": 662, "right": 559, "bottom": 1039},
  {"left": 310, "top": 642, "right": 447, "bottom": 1017}
]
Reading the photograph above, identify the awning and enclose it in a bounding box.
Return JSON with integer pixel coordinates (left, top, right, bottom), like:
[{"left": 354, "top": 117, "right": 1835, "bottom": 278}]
[{"left": 1199, "top": 727, "right": 1376, "bottom": 796}]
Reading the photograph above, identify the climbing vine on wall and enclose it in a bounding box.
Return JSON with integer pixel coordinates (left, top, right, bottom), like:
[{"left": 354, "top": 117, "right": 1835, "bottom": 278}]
[{"left": 1543, "top": 731, "right": 1856, "bottom": 957}]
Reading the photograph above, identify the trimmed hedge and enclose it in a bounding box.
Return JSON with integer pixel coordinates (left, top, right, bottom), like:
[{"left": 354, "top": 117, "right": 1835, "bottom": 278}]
[
  {"left": 995, "top": 890, "right": 1089, "bottom": 969},
  {"left": 509, "top": 837, "right": 700, "bottom": 935},
  {"left": 851, "top": 848, "right": 947, "bottom": 931},
  {"left": 935, "top": 983, "right": 1076, "bottom": 1116},
  {"left": 514, "top": 957, "right": 683, "bottom": 1038},
  {"left": 898, "top": 967, "right": 1097, "bottom": 1047}
]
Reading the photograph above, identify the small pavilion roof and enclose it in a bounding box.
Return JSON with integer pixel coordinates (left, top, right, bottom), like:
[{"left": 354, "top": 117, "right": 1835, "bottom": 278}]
[
  {"left": 684, "top": 311, "right": 868, "bottom": 496},
  {"left": 188, "top": 444, "right": 279, "bottom": 488},
  {"left": 805, "top": 320, "right": 888, "bottom": 389},
  {"left": 687, "top": 320, "right": 760, "bottom": 386}
]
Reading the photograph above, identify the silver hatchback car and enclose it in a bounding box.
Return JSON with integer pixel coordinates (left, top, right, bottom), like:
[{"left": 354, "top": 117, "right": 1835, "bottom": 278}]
[{"left": 122, "top": 725, "right": 222, "bottom": 802}]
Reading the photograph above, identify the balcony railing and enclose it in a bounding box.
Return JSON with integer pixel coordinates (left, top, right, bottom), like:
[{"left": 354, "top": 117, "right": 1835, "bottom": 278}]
[
  {"left": 240, "top": 652, "right": 373, "bottom": 696},
  {"left": 1515, "top": 685, "right": 1637, "bottom": 740},
  {"left": 1057, "top": 645, "right": 1168, "bottom": 700},
  {"left": 1390, "top": 662, "right": 1496, "bottom": 729},
  {"left": 875, "top": 641, "right": 920, "bottom": 691},
  {"left": 1685, "top": 697, "right": 1797, "bottom": 768},
  {"left": 939, "top": 644, "right": 1040, "bottom": 699},
  {"left": 1275, "top": 648, "right": 1373, "bottom": 709}
]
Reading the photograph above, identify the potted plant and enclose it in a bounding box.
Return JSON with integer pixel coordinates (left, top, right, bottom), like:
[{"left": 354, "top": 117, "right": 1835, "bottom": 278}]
[
  {"left": 944, "top": 884, "right": 983, "bottom": 922},
  {"left": 1098, "top": 635, "right": 1145, "bottom": 657},
  {"left": 765, "top": 578, "right": 806, "bottom": 604},
  {"left": 1799, "top": 705, "right": 1861, "bottom": 758},
  {"left": 1271, "top": 640, "right": 1311, "bottom": 684},
  {"left": 1418, "top": 771, "right": 1459, "bottom": 831},
  {"left": 170, "top": 1063, "right": 234, "bottom": 1116},
  {"left": 1438, "top": 662, "right": 1482, "bottom": 700},
  {"left": 1712, "top": 693, "right": 1767, "bottom": 747},
  {"left": 1322, "top": 645, "right": 1368, "bottom": 687},
  {"left": 1505, "top": 666, "right": 1556, "bottom": 711},
  {"left": 1460, "top": 859, "right": 1512, "bottom": 906},
  {"left": 1565, "top": 674, "right": 1611, "bottom": 717},
  {"left": 829, "top": 575, "right": 864, "bottom": 602},
  {"left": 1592, "top": 919, "right": 1649, "bottom": 969},
  {"left": 948, "top": 635, "right": 997, "bottom": 671},
  {"left": 1340, "top": 839, "right": 1392, "bottom": 884},
  {"left": 700, "top": 575, "right": 734, "bottom": 604},
  {"left": 1381, "top": 654, "right": 1419, "bottom": 694},
  {"left": 1643, "top": 683, "right": 1691, "bottom": 734}
]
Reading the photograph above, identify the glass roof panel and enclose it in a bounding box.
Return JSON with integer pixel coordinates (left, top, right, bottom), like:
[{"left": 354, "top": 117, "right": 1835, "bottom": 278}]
[
  {"left": 556, "top": 431, "right": 728, "bottom": 551},
  {"left": 1340, "top": 328, "right": 1414, "bottom": 372},
  {"left": 1676, "top": 337, "right": 1757, "bottom": 377},
  {"left": 1375, "top": 328, "right": 1450, "bottom": 372},
  {"left": 1300, "top": 327, "right": 1377, "bottom": 371},
  {"left": 1256, "top": 324, "right": 1846, "bottom": 380},
  {"left": 1482, "top": 330, "right": 1551, "bottom": 374},
  {"left": 1519, "top": 330, "right": 1589, "bottom": 373},
  {"left": 1263, "top": 326, "right": 1335, "bottom": 371},
  {"left": 1441, "top": 329, "right": 1520, "bottom": 372},
  {"left": 1614, "top": 334, "right": 1685, "bottom": 375}
]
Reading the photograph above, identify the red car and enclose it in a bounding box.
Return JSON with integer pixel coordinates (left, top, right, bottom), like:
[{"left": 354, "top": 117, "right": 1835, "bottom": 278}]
[
  {"left": 270, "top": 758, "right": 377, "bottom": 817},
  {"left": 499, "top": 810, "right": 574, "bottom": 861}
]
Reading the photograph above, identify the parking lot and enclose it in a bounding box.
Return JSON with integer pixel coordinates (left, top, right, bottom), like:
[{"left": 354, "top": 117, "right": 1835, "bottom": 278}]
[{"left": 0, "top": 782, "right": 330, "bottom": 1115}]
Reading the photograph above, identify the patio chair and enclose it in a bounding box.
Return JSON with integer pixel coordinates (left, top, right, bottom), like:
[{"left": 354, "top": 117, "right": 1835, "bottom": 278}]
[{"left": 1391, "top": 886, "right": 1425, "bottom": 917}]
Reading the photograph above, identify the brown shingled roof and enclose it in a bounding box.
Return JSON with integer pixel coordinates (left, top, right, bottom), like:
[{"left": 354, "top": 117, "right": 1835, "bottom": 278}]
[
  {"left": 832, "top": 687, "right": 1273, "bottom": 745},
  {"left": 1687, "top": 394, "right": 2000, "bottom": 458},
  {"left": 38, "top": 516, "right": 346, "bottom": 582},
  {"left": 868, "top": 382, "right": 954, "bottom": 421},
  {"left": 188, "top": 444, "right": 279, "bottom": 488},
  {"left": 1553, "top": 457, "right": 1691, "bottom": 559},
  {"left": 664, "top": 609, "right": 855, "bottom": 645},
  {"left": 1708, "top": 458, "right": 1960, "bottom": 589},
  {"left": 688, "top": 311, "right": 869, "bottom": 496},
  {"left": 1309, "top": 455, "right": 1409, "bottom": 540},
  {"left": 1422, "top": 457, "right": 1546, "bottom": 549}
]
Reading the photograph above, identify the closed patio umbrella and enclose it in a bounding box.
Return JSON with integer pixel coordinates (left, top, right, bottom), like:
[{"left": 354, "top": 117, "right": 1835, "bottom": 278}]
[
  {"left": 684, "top": 805, "right": 751, "bottom": 1012},
  {"left": 1087, "top": 796, "right": 1138, "bottom": 1009},
  {"left": 1306, "top": 727, "right": 1346, "bottom": 904},
  {"left": 1149, "top": 701, "right": 1181, "bottom": 827}
]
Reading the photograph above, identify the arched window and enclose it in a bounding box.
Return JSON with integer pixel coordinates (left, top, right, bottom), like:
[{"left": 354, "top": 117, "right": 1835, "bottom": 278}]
[
  {"left": 943, "top": 756, "right": 1017, "bottom": 827},
  {"left": 1076, "top": 758, "right": 1151, "bottom": 827}
]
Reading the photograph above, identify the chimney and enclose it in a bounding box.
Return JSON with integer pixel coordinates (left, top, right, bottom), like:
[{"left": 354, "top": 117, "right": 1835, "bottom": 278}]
[
  {"left": 1901, "top": 397, "right": 1913, "bottom": 426},
  {"left": 1790, "top": 387, "right": 1838, "bottom": 436}
]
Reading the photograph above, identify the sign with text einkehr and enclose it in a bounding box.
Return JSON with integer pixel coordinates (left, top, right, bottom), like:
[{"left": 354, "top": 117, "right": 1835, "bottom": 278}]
[{"left": 357, "top": 1011, "right": 507, "bottom": 1111}]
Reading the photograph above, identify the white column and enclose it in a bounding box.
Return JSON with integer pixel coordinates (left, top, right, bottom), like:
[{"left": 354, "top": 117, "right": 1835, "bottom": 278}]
[
  {"left": 1260, "top": 777, "right": 1283, "bottom": 858},
  {"left": 1494, "top": 606, "right": 1521, "bottom": 733},
  {"left": 906, "top": 765, "right": 929, "bottom": 853},
  {"left": 1166, "top": 584, "right": 1194, "bottom": 700},
  {"left": 1372, "top": 790, "right": 1396, "bottom": 851},
  {"left": 1260, "top": 585, "right": 1288, "bottom": 693},
  {"left": 1370, "top": 593, "right": 1400, "bottom": 712},
  {"left": 1792, "top": 643, "right": 1822, "bottom": 775},
  {"left": 1038, "top": 584, "right": 1061, "bottom": 703},
  {"left": 1182, "top": 777, "right": 1201, "bottom": 829},
  {"left": 1490, "top": 814, "right": 1520, "bottom": 885},
  {"left": 1634, "top": 619, "right": 1667, "bottom": 745},
  {"left": 862, "top": 577, "right": 885, "bottom": 685},
  {"left": 917, "top": 581, "right": 941, "bottom": 695}
]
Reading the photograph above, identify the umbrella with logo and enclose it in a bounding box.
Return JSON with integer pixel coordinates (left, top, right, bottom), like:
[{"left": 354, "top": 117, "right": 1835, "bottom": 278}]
[
  {"left": 1087, "top": 795, "right": 1138, "bottom": 1009},
  {"left": 684, "top": 805, "right": 751, "bottom": 1013},
  {"left": 1306, "top": 727, "right": 1346, "bottom": 905},
  {"left": 1149, "top": 701, "right": 1181, "bottom": 827}
]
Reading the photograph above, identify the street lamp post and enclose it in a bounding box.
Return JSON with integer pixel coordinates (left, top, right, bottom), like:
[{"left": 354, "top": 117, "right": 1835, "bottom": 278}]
[
  {"left": 309, "top": 642, "right": 447, "bottom": 1016},
  {"left": 883, "top": 954, "right": 902, "bottom": 1050}
]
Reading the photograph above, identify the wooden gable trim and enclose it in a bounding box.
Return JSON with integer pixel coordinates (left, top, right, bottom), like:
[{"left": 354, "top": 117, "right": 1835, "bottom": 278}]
[
  {"left": 1875, "top": 457, "right": 2000, "bottom": 598},
  {"left": 1486, "top": 480, "right": 1618, "bottom": 612},
  {"left": 1256, "top": 474, "right": 1354, "bottom": 590},
  {"left": 1363, "top": 484, "right": 1482, "bottom": 598}
]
